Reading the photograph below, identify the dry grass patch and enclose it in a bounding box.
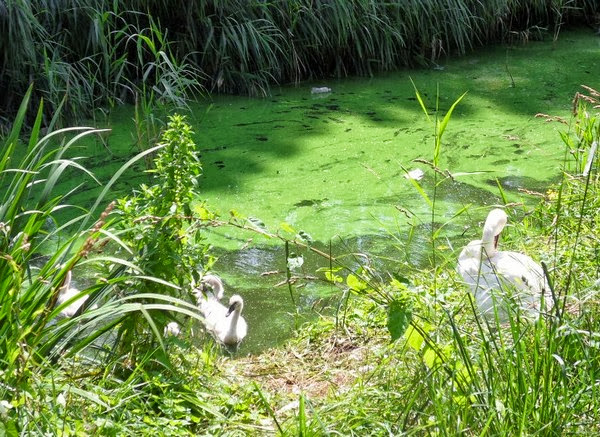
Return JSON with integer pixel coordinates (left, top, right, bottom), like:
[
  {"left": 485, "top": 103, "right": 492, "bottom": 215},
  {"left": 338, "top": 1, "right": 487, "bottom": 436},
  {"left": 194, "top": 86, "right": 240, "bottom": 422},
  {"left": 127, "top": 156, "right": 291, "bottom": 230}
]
[{"left": 224, "top": 316, "right": 390, "bottom": 401}]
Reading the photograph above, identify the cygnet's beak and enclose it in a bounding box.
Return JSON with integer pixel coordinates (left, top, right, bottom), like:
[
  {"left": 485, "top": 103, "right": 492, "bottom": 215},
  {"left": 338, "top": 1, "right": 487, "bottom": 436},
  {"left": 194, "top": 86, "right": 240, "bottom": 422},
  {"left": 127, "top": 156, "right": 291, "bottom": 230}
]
[
  {"left": 494, "top": 233, "right": 500, "bottom": 249},
  {"left": 226, "top": 303, "right": 235, "bottom": 317}
]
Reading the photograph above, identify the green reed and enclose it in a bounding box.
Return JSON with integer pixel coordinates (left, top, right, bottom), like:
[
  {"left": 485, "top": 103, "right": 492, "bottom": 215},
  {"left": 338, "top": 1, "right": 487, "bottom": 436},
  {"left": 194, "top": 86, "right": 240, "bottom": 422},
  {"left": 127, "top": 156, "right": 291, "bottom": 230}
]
[
  {"left": 1, "top": 0, "right": 597, "bottom": 128},
  {"left": 0, "top": 90, "right": 215, "bottom": 434}
]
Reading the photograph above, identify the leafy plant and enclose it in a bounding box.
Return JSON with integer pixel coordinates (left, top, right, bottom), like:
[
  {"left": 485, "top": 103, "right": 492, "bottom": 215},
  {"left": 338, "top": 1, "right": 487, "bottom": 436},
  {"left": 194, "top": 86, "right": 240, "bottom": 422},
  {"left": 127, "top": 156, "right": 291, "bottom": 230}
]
[{"left": 112, "top": 114, "right": 215, "bottom": 363}]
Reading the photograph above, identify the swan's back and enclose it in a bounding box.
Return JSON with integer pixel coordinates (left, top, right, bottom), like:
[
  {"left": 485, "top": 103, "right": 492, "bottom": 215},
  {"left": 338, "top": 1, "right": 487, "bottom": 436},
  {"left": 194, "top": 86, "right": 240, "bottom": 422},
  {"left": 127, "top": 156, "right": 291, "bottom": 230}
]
[
  {"left": 199, "top": 297, "right": 228, "bottom": 331},
  {"left": 458, "top": 239, "right": 553, "bottom": 320}
]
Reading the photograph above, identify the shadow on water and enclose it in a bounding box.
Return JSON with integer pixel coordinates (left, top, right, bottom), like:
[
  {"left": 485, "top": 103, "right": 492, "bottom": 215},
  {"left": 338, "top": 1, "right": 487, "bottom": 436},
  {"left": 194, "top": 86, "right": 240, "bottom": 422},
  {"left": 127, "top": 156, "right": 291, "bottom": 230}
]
[{"left": 43, "top": 28, "right": 597, "bottom": 355}]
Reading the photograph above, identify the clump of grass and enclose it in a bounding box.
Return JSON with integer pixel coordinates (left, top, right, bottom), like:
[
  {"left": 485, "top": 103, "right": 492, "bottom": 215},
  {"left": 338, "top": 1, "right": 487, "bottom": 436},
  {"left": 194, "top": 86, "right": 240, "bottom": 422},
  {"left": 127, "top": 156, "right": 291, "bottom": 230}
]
[
  {"left": 1, "top": 0, "right": 597, "bottom": 128},
  {"left": 0, "top": 89, "right": 219, "bottom": 435}
]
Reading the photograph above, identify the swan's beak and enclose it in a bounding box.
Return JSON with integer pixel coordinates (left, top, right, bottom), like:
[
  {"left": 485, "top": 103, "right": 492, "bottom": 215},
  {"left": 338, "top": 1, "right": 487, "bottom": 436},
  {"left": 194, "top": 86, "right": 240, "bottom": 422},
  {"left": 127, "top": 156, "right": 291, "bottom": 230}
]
[
  {"left": 226, "top": 304, "right": 235, "bottom": 317},
  {"left": 494, "top": 234, "right": 500, "bottom": 249}
]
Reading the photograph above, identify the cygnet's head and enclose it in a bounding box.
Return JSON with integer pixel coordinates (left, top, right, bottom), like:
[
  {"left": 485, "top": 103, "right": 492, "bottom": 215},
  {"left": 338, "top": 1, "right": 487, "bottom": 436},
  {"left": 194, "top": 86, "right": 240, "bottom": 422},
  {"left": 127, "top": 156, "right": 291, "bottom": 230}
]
[
  {"left": 200, "top": 274, "right": 225, "bottom": 300},
  {"left": 483, "top": 208, "right": 508, "bottom": 249},
  {"left": 226, "top": 294, "right": 244, "bottom": 316}
]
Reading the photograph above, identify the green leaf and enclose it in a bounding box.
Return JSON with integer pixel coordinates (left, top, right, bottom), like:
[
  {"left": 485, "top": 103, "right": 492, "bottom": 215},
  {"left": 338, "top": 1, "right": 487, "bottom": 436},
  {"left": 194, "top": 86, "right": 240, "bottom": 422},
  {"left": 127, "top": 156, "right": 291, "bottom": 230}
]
[
  {"left": 324, "top": 270, "right": 343, "bottom": 284},
  {"left": 423, "top": 347, "right": 437, "bottom": 369},
  {"left": 193, "top": 205, "right": 213, "bottom": 220},
  {"left": 409, "top": 77, "right": 430, "bottom": 123},
  {"left": 346, "top": 274, "right": 367, "bottom": 291},
  {"left": 404, "top": 325, "right": 424, "bottom": 351},
  {"left": 437, "top": 91, "right": 468, "bottom": 140},
  {"left": 0, "top": 420, "right": 19, "bottom": 437},
  {"left": 387, "top": 299, "right": 411, "bottom": 341},
  {"left": 280, "top": 222, "right": 295, "bottom": 233}
]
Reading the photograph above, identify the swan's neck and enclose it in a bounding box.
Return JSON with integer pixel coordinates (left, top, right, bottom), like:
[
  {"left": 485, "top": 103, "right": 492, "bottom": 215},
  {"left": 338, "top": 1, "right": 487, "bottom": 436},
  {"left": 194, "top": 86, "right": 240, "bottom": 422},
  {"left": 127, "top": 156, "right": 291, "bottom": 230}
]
[
  {"left": 481, "top": 228, "right": 498, "bottom": 258},
  {"left": 227, "top": 310, "right": 240, "bottom": 332}
]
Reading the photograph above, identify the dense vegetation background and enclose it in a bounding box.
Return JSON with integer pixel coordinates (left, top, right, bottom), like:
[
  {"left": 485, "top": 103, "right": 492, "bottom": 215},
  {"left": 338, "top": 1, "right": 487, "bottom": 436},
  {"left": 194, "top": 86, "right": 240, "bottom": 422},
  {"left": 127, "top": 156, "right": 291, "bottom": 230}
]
[{"left": 1, "top": 0, "right": 598, "bottom": 126}]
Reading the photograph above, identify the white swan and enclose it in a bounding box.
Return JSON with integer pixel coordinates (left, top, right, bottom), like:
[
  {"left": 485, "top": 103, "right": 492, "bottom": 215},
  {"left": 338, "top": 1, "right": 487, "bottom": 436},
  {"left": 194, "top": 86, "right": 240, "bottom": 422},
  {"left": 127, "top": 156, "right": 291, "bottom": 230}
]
[
  {"left": 164, "top": 321, "right": 181, "bottom": 337},
  {"left": 56, "top": 270, "right": 89, "bottom": 318},
  {"left": 198, "top": 294, "right": 247, "bottom": 345},
  {"left": 457, "top": 208, "right": 553, "bottom": 321},
  {"left": 214, "top": 294, "right": 247, "bottom": 345},
  {"left": 194, "top": 273, "right": 225, "bottom": 319},
  {"left": 200, "top": 274, "right": 225, "bottom": 300}
]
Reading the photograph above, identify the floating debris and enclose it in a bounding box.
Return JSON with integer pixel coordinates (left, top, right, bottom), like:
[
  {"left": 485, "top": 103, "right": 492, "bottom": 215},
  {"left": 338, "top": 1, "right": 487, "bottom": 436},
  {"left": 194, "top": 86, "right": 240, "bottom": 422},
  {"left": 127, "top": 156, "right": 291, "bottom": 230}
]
[
  {"left": 404, "top": 168, "right": 425, "bottom": 181},
  {"left": 311, "top": 86, "right": 332, "bottom": 94}
]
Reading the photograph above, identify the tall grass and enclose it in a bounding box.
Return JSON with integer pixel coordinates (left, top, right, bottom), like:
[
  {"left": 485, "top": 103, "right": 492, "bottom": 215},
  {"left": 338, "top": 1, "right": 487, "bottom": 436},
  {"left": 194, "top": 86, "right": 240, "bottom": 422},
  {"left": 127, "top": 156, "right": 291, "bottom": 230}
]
[
  {"left": 0, "top": 90, "right": 215, "bottom": 433},
  {"left": 1, "top": 0, "right": 598, "bottom": 127}
]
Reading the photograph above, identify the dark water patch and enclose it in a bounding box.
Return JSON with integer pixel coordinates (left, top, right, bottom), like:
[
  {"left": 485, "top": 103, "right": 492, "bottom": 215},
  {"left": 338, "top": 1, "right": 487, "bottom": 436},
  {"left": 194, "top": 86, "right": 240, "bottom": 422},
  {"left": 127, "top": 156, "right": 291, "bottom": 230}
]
[
  {"left": 200, "top": 145, "right": 228, "bottom": 153},
  {"left": 491, "top": 175, "right": 554, "bottom": 192},
  {"left": 294, "top": 198, "right": 329, "bottom": 208},
  {"left": 234, "top": 119, "right": 301, "bottom": 127}
]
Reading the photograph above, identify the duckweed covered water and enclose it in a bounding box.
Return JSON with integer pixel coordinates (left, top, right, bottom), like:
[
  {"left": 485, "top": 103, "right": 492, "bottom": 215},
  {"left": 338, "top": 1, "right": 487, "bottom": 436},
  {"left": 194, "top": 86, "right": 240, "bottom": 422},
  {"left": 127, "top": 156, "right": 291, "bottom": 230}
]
[{"left": 61, "top": 28, "right": 599, "bottom": 353}]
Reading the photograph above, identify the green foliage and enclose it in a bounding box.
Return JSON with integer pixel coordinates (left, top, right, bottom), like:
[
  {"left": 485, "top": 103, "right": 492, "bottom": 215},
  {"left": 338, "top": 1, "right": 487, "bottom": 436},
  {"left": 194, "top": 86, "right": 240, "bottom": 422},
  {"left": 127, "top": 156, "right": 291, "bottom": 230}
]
[
  {"left": 116, "top": 114, "right": 211, "bottom": 289},
  {"left": 0, "top": 94, "right": 216, "bottom": 434},
  {"left": 113, "top": 114, "right": 214, "bottom": 362},
  {"left": 0, "top": 88, "right": 109, "bottom": 379},
  {"left": 1, "top": 0, "right": 598, "bottom": 127}
]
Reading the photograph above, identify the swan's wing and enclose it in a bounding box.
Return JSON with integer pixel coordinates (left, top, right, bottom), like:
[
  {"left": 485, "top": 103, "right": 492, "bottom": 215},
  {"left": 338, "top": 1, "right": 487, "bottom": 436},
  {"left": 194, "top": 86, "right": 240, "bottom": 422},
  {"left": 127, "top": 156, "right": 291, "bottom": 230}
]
[
  {"left": 457, "top": 243, "right": 502, "bottom": 292},
  {"left": 492, "top": 251, "right": 553, "bottom": 312},
  {"left": 201, "top": 299, "right": 228, "bottom": 331},
  {"left": 493, "top": 252, "right": 547, "bottom": 291}
]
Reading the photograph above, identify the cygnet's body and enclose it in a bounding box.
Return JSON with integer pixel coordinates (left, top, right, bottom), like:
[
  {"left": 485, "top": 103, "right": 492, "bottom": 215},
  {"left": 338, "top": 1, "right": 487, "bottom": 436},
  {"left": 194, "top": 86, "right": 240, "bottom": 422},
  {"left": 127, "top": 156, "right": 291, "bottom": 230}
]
[
  {"left": 199, "top": 294, "right": 247, "bottom": 345},
  {"left": 56, "top": 270, "right": 89, "bottom": 318},
  {"left": 193, "top": 274, "right": 247, "bottom": 345},
  {"left": 213, "top": 295, "right": 247, "bottom": 345},
  {"left": 457, "top": 209, "right": 553, "bottom": 321},
  {"left": 164, "top": 321, "right": 181, "bottom": 336}
]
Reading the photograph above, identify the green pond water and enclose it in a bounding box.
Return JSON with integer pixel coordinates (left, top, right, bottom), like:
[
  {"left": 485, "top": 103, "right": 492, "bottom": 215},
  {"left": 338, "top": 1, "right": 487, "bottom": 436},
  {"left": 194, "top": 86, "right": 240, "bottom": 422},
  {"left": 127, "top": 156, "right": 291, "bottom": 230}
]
[{"left": 58, "top": 28, "right": 599, "bottom": 354}]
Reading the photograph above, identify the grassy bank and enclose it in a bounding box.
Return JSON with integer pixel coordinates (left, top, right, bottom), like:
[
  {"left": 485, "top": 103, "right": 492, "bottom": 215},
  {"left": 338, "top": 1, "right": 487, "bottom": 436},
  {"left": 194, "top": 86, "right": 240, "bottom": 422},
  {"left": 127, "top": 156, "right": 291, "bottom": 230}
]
[{"left": 1, "top": 0, "right": 598, "bottom": 127}]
